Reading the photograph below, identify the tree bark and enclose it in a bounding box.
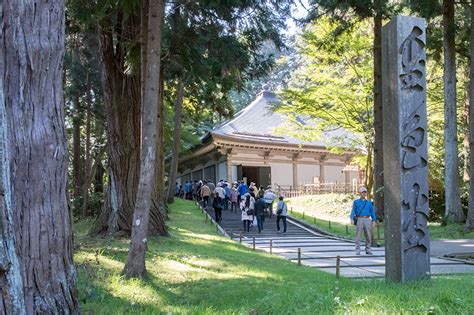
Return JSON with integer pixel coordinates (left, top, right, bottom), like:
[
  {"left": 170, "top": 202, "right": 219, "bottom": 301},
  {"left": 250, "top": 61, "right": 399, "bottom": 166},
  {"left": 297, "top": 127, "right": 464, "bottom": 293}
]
[
  {"left": 466, "top": 1, "right": 474, "bottom": 230},
  {"left": 373, "top": 13, "right": 384, "bottom": 218},
  {"left": 123, "top": 0, "right": 165, "bottom": 278},
  {"left": 463, "top": 72, "right": 470, "bottom": 183},
  {"left": 82, "top": 75, "right": 93, "bottom": 218},
  {"left": 1, "top": 1, "right": 78, "bottom": 312},
  {"left": 72, "top": 93, "right": 83, "bottom": 213},
  {"left": 443, "top": 0, "right": 464, "bottom": 223},
  {"left": 166, "top": 80, "right": 185, "bottom": 204},
  {"left": 95, "top": 20, "right": 142, "bottom": 235}
]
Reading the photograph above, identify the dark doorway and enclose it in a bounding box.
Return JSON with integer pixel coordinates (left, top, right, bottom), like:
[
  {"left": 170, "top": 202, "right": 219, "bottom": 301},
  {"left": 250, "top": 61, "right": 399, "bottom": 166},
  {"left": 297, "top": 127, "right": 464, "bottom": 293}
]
[{"left": 241, "top": 166, "right": 271, "bottom": 188}]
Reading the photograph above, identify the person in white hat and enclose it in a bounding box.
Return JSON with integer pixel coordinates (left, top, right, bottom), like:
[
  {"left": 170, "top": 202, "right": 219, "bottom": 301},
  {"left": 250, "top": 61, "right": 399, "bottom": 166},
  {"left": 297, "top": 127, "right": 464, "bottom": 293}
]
[{"left": 350, "top": 187, "right": 377, "bottom": 255}]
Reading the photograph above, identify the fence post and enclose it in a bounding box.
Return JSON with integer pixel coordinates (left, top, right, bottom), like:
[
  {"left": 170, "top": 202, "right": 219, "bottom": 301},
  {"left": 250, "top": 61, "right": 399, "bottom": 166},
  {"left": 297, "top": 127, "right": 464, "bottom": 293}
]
[
  {"left": 314, "top": 217, "right": 316, "bottom": 224},
  {"left": 270, "top": 239, "right": 273, "bottom": 255},
  {"left": 377, "top": 223, "right": 381, "bottom": 240},
  {"left": 298, "top": 248, "right": 302, "bottom": 266},
  {"left": 240, "top": 232, "right": 242, "bottom": 244},
  {"left": 346, "top": 225, "right": 349, "bottom": 234},
  {"left": 230, "top": 230, "right": 233, "bottom": 239},
  {"left": 336, "top": 256, "right": 340, "bottom": 278},
  {"left": 329, "top": 220, "right": 331, "bottom": 229},
  {"left": 303, "top": 212, "right": 305, "bottom": 219},
  {"left": 253, "top": 237, "right": 256, "bottom": 251}
]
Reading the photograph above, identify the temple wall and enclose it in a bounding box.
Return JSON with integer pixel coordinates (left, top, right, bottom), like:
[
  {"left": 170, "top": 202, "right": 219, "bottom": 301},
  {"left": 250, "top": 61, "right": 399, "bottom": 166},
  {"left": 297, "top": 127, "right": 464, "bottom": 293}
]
[
  {"left": 325, "top": 165, "right": 346, "bottom": 183},
  {"left": 269, "top": 162, "right": 293, "bottom": 187},
  {"left": 297, "top": 164, "right": 320, "bottom": 185}
]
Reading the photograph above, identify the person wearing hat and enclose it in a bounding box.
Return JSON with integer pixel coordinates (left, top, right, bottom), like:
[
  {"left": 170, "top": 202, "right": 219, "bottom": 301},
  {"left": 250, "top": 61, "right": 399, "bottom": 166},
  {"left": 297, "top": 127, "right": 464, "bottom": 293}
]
[
  {"left": 350, "top": 187, "right": 377, "bottom": 255},
  {"left": 264, "top": 186, "right": 276, "bottom": 218}
]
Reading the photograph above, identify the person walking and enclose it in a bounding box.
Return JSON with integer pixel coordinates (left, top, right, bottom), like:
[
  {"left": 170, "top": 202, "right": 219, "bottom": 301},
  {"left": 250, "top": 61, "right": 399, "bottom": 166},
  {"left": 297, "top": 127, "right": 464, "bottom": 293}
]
[
  {"left": 275, "top": 195, "right": 288, "bottom": 233},
  {"left": 350, "top": 187, "right": 377, "bottom": 255},
  {"left": 264, "top": 186, "right": 276, "bottom": 218},
  {"left": 213, "top": 190, "right": 223, "bottom": 222},
  {"left": 258, "top": 186, "right": 265, "bottom": 198},
  {"left": 200, "top": 182, "right": 211, "bottom": 207},
  {"left": 214, "top": 182, "right": 226, "bottom": 216},
  {"left": 230, "top": 185, "right": 239, "bottom": 212},
  {"left": 254, "top": 197, "right": 266, "bottom": 233},
  {"left": 237, "top": 181, "right": 248, "bottom": 202},
  {"left": 224, "top": 182, "right": 231, "bottom": 210},
  {"left": 240, "top": 193, "right": 255, "bottom": 233}
]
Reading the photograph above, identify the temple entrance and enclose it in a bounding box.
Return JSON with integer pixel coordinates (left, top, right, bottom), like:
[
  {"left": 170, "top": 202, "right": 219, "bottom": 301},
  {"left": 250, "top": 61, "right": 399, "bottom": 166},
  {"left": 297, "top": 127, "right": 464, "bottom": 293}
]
[{"left": 239, "top": 165, "right": 271, "bottom": 188}]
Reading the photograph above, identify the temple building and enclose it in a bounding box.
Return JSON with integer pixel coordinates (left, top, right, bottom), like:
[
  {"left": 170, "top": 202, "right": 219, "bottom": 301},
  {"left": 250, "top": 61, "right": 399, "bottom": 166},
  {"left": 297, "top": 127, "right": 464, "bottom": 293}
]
[{"left": 177, "top": 86, "right": 362, "bottom": 192}]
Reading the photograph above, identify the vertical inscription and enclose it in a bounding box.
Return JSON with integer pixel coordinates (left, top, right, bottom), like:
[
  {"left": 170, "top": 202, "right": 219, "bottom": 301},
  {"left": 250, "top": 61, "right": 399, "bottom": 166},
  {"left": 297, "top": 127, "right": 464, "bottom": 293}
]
[{"left": 399, "top": 27, "right": 430, "bottom": 256}]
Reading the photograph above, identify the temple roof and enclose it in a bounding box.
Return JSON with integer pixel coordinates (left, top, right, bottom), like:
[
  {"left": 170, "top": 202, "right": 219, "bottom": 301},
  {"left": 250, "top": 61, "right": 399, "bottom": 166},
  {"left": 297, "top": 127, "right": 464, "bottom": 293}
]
[{"left": 205, "top": 87, "right": 350, "bottom": 148}]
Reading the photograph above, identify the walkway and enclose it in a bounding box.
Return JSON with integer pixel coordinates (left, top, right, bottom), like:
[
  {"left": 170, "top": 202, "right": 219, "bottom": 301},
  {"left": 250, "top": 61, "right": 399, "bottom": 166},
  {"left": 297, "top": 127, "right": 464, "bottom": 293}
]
[{"left": 200, "top": 203, "right": 474, "bottom": 278}]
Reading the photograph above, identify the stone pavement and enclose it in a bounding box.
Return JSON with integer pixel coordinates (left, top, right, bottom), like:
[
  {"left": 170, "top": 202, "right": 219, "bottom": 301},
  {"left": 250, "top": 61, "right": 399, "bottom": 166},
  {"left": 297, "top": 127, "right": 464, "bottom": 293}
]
[{"left": 201, "top": 204, "right": 474, "bottom": 278}]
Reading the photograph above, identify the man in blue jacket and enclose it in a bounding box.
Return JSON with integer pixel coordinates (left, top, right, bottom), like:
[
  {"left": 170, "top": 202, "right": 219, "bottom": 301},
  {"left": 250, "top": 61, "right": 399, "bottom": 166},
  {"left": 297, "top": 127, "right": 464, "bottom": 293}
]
[{"left": 350, "top": 187, "right": 377, "bottom": 255}]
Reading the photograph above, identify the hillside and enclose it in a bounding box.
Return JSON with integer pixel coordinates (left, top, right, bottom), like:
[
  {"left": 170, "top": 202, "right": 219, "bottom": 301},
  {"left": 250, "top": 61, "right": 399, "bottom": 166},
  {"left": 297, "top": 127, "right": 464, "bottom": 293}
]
[{"left": 74, "top": 199, "right": 474, "bottom": 314}]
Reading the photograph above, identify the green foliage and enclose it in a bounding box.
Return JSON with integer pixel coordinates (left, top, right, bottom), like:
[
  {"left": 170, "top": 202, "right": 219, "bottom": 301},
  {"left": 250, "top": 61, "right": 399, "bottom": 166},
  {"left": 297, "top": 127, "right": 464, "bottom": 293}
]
[
  {"left": 75, "top": 199, "right": 474, "bottom": 314},
  {"left": 279, "top": 18, "right": 374, "bottom": 187}
]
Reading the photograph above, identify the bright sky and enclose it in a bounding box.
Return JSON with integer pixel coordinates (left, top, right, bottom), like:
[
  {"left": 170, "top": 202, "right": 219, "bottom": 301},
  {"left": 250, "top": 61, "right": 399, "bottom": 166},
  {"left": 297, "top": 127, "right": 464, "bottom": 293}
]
[{"left": 284, "top": 0, "right": 310, "bottom": 36}]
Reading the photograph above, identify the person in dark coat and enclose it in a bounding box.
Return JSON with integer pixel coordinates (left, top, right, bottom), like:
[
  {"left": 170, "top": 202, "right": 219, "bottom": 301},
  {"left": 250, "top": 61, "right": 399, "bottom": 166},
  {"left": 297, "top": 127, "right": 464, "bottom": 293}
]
[{"left": 254, "top": 197, "right": 267, "bottom": 233}]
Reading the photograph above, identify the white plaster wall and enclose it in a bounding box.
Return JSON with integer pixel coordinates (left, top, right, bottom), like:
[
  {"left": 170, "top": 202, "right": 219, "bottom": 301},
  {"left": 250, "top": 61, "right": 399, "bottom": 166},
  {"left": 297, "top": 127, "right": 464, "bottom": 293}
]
[
  {"left": 297, "top": 164, "right": 320, "bottom": 185},
  {"left": 217, "top": 162, "right": 227, "bottom": 181},
  {"left": 325, "top": 165, "right": 345, "bottom": 183},
  {"left": 270, "top": 162, "right": 293, "bottom": 187}
]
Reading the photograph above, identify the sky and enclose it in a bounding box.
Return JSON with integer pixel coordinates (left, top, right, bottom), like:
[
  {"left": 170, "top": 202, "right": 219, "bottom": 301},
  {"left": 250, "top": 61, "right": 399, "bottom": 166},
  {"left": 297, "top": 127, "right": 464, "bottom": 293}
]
[{"left": 284, "top": 0, "right": 311, "bottom": 36}]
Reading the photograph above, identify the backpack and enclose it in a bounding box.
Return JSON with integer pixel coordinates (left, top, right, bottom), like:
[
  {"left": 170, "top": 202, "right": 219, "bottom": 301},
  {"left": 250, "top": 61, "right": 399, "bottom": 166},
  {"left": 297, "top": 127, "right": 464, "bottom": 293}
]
[{"left": 213, "top": 196, "right": 223, "bottom": 210}]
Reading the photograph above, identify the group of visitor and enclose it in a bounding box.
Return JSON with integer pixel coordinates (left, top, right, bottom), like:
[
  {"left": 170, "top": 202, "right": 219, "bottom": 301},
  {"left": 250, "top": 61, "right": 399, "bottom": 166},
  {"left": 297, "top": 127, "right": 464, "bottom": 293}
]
[
  {"left": 178, "top": 179, "right": 378, "bottom": 255},
  {"left": 176, "top": 179, "right": 288, "bottom": 233},
  {"left": 240, "top": 189, "right": 287, "bottom": 233}
]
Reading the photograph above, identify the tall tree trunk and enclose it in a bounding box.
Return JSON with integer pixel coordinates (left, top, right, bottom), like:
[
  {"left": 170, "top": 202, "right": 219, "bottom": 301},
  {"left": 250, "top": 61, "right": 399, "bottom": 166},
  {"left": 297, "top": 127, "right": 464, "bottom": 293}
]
[
  {"left": 82, "top": 76, "right": 93, "bottom": 218},
  {"left": 466, "top": 1, "right": 474, "bottom": 230},
  {"left": 373, "top": 13, "right": 384, "bottom": 217},
  {"left": 95, "top": 21, "right": 142, "bottom": 234},
  {"left": 443, "top": 0, "right": 464, "bottom": 223},
  {"left": 166, "top": 80, "right": 185, "bottom": 204},
  {"left": 463, "top": 72, "right": 470, "bottom": 183},
  {"left": 1, "top": 1, "right": 78, "bottom": 312},
  {"left": 145, "top": 0, "right": 167, "bottom": 234},
  {"left": 72, "top": 93, "right": 83, "bottom": 212},
  {"left": 123, "top": 0, "right": 165, "bottom": 278},
  {"left": 95, "top": 161, "right": 105, "bottom": 194},
  {"left": 0, "top": 63, "right": 25, "bottom": 315},
  {"left": 93, "top": 3, "right": 166, "bottom": 237},
  {"left": 150, "top": 67, "right": 169, "bottom": 233}
]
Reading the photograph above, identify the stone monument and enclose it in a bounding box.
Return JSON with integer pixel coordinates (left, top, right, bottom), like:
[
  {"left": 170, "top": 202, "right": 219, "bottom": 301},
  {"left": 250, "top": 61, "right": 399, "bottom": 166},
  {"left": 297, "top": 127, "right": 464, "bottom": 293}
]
[{"left": 382, "top": 16, "right": 430, "bottom": 282}]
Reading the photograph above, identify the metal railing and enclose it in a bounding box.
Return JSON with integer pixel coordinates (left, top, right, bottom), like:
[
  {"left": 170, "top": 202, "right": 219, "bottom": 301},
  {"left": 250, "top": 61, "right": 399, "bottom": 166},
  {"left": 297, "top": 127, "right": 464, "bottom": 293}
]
[{"left": 275, "top": 183, "right": 356, "bottom": 198}]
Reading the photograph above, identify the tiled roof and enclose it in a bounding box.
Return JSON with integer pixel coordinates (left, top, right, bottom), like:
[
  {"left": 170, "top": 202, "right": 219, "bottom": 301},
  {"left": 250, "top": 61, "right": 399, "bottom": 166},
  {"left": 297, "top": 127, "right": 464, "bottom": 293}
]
[{"left": 208, "top": 88, "right": 350, "bottom": 148}]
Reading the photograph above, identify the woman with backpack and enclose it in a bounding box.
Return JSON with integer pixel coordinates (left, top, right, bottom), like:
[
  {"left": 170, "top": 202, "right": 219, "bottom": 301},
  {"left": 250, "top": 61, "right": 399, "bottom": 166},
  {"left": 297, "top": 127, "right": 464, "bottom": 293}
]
[
  {"left": 240, "top": 193, "right": 255, "bottom": 232},
  {"left": 275, "top": 195, "right": 288, "bottom": 233}
]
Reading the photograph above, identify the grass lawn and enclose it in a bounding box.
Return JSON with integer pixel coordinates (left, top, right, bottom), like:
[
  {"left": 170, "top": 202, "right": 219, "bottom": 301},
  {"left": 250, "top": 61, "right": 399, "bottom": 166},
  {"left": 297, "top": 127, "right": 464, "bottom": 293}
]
[
  {"left": 286, "top": 194, "right": 474, "bottom": 241},
  {"left": 76, "top": 199, "right": 474, "bottom": 314}
]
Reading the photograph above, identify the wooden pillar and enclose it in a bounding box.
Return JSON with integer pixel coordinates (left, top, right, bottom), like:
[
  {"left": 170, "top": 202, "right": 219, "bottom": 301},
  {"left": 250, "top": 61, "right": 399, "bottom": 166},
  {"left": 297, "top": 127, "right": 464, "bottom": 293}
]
[
  {"left": 226, "top": 157, "right": 233, "bottom": 183},
  {"left": 292, "top": 153, "right": 299, "bottom": 188},
  {"left": 345, "top": 169, "right": 350, "bottom": 189},
  {"left": 319, "top": 155, "right": 326, "bottom": 183}
]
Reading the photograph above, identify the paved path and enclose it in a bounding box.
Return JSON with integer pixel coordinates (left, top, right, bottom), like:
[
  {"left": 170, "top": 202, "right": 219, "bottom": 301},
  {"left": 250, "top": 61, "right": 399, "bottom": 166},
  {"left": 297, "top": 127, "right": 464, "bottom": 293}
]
[{"left": 201, "top": 204, "right": 474, "bottom": 278}]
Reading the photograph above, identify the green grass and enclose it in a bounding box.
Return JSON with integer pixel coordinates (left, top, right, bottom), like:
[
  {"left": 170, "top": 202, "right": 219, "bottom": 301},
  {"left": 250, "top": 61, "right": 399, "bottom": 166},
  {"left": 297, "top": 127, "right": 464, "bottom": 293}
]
[
  {"left": 286, "top": 194, "right": 474, "bottom": 241},
  {"left": 76, "top": 199, "right": 474, "bottom": 314}
]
